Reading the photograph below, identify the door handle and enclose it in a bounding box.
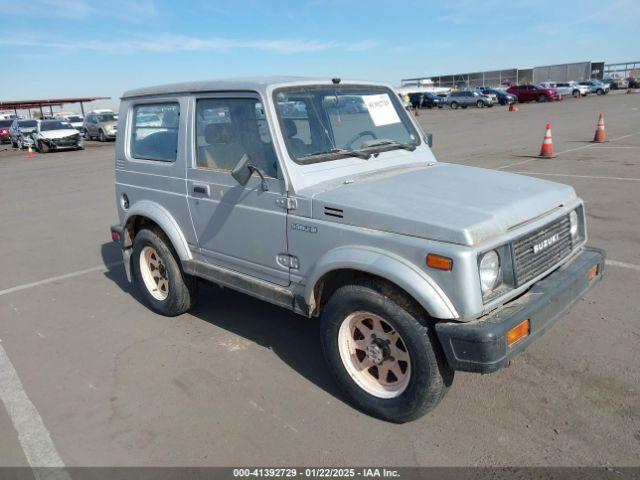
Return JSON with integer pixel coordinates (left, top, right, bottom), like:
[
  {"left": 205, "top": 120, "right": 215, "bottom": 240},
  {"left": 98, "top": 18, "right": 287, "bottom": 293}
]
[{"left": 192, "top": 184, "right": 210, "bottom": 196}]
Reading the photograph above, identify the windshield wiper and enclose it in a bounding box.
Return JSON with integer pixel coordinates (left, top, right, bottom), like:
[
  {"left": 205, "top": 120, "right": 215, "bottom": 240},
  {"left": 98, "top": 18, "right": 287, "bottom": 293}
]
[
  {"left": 298, "top": 148, "right": 371, "bottom": 161},
  {"left": 362, "top": 139, "right": 417, "bottom": 152}
]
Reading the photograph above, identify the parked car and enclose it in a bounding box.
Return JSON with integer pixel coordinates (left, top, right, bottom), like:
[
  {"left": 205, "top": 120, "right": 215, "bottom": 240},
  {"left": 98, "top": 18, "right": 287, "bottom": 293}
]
[
  {"left": 83, "top": 112, "right": 117, "bottom": 141},
  {"left": 578, "top": 80, "right": 609, "bottom": 95},
  {"left": 9, "top": 119, "right": 38, "bottom": 148},
  {"left": 408, "top": 92, "right": 444, "bottom": 109},
  {"left": 0, "top": 119, "right": 12, "bottom": 144},
  {"left": 22, "top": 119, "right": 84, "bottom": 153},
  {"left": 550, "top": 81, "right": 589, "bottom": 97},
  {"left": 506, "top": 84, "right": 559, "bottom": 102},
  {"left": 110, "top": 77, "right": 604, "bottom": 423},
  {"left": 627, "top": 77, "right": 640, "bottom": 89},
  {"left": 446, "top": 90, "right": 494, "bottom": 109},
  {"left": 64, "top": 114, "right": 85, "bottom": 133},
  {"left": 602, "top": 77, "right": 627, "bottom": 90},
  {"left": 475, "top": 87, "right": 517, "bottom": 105}
]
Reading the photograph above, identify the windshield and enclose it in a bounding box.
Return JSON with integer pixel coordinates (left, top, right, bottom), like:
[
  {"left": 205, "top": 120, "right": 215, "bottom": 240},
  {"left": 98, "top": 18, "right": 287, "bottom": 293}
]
[
  {"left": 41, "top": 121, "right": 73, "bottom": 131},
  {"left": 0, "top": 120, "right": 12, "bottom": 127},
  {"left": 19, "top": 120, "right": 37, "bottom": 128},
  {"left": 97, "top": 114, "right": 116, "bottom": 122},
  {"left": 274, "top": 85, "right": 420, "bottom": 165}
]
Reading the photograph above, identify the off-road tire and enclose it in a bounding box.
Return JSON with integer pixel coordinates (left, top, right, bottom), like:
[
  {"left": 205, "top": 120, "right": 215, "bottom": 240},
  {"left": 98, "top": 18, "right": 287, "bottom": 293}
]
[
  {"left": 320, "top": 278, "right": 453, "bottom": 423},
  {"left": 132, "top": 228, "right": 198, "bottom": 316}
]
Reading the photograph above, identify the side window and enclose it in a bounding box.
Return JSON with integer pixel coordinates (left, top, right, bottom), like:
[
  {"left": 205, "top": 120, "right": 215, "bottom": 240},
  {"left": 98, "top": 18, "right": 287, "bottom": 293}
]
[
  {"left": 196, "top": 98, "right": 278, "bottom": 178},
  {"left": 130, "top": 103, "right": 179, "bottom": 162}
]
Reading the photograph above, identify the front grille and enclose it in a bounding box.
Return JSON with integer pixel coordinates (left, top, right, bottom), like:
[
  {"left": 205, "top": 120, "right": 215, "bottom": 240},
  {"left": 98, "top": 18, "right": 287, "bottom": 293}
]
[
  {"left": 512, "top": 215, "right": 572, "bottom": 286},
  {"left": 54, "top": 134, "right": 79, "bottom": 146}
]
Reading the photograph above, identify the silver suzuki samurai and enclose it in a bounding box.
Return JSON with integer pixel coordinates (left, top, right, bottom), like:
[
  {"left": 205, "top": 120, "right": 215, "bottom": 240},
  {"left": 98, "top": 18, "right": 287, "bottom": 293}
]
[{"left": 110, "top": 77, "right": 605, "bottom": 423}]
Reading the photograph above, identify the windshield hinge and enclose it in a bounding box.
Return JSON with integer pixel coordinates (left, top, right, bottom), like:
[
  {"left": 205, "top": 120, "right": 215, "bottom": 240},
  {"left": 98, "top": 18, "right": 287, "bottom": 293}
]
[{"left": 276, "top": 197, "right": 297, "bottom": 211}]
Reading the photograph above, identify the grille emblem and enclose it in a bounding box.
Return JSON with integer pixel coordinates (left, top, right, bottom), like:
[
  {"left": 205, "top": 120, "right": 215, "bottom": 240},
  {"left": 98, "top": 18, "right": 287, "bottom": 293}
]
[{"left": 533, "top": 233, "right": 560, "bottom": 254}]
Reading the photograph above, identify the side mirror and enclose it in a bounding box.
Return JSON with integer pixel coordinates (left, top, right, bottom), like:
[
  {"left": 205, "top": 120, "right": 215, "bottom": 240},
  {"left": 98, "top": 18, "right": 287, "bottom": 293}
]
[
  {"left": 231, "top": 153, "right": 252, "bottom": 186},
  {"left": 231, "top": 153, "right": 269, "bottom": 191},
  {"left": 425, "top": 133, "right": 433, "bottom": 148}
]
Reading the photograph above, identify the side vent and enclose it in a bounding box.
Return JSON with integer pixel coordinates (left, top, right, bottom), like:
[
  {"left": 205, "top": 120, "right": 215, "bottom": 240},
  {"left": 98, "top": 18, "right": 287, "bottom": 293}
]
[{"left": 324, "top": 206, "right": 344, "bottom": 218}]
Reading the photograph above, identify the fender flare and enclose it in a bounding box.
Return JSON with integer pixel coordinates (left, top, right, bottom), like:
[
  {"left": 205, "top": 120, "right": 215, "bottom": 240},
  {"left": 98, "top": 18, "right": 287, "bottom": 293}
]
[
  {"left": 123, "top": 200, "right": 193, "bottom": 261},
  {"left": 304, "top": 246, "right": 458, "bottom": 320}
]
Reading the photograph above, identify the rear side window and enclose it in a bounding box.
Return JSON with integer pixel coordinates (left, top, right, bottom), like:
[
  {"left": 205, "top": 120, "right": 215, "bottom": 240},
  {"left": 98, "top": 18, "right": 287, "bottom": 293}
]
[{"left": 130, "top": 103, "right": 180, "bottom": 162}]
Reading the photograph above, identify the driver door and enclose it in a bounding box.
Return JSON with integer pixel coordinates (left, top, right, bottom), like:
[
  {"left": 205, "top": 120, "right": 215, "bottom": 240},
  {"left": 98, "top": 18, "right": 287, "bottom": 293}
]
[{"left": 186, "top": 94, "right": 290, "bottom": 287}]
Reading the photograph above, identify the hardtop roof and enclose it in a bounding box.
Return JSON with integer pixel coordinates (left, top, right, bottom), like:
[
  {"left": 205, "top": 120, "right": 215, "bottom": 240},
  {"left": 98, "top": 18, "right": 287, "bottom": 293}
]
[{"left": 121, "top": 76, "right": 388, "bottom": 99}]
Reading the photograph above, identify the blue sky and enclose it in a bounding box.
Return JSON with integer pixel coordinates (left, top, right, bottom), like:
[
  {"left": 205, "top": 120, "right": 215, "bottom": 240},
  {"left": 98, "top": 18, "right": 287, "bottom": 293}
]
[{"left": 1, "top": 0, "right": 637, "bottom": 110}]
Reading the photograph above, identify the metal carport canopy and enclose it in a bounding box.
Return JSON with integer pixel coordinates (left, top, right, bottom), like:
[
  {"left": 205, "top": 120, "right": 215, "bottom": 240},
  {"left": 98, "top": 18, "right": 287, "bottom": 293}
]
[{"left": 0, "top": 96, "right": 110, "bottom": 114}]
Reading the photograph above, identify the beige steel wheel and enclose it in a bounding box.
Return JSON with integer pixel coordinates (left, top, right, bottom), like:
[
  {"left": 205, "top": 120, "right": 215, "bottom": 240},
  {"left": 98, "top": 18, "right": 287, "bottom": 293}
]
[
  {"left": 337, "top": 311, "right": 411, "bottom": 399},
  {"left": 139, "top": 245, "right": 169, "bottom": 301}
]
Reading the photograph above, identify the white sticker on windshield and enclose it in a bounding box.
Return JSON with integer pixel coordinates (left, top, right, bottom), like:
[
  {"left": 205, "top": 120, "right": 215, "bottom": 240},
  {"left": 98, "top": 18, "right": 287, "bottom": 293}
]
[{"left": 361, "top": 94, "right": 401, "bottom": 127}]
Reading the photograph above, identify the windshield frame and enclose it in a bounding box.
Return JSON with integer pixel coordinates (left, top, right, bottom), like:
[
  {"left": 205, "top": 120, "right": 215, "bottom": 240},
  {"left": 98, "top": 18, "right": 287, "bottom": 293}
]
[{"left": 272, "top": 84, "right": 421, "bottom": 166}]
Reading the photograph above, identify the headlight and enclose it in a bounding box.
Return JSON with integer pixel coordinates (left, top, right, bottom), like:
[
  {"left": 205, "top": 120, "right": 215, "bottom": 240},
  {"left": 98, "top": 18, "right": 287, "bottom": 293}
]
[
  {"left": 569, "top": 210, "right": 579, "bottom": 241},
  {"left": 479, "top": 250, "right": 501, "bottom": 293}
]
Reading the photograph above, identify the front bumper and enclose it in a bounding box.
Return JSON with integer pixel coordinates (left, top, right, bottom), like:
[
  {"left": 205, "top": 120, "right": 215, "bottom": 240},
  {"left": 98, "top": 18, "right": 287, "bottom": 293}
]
[{"left": 435, "top": 247, "right": 605, "bottom": 373}]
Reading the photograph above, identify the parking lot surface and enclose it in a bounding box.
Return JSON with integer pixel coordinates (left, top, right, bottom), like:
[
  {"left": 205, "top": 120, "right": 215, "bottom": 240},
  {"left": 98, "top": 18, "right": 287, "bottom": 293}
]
[{"left": 0, "top": 91, "right": 638, "bottom": 467}]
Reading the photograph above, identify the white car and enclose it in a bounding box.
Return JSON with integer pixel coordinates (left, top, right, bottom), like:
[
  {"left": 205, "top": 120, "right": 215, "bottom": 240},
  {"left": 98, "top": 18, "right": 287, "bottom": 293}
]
[
  {"left": 24, "top": 119, "right": 84, "bottom": 153},
  {"left": 64, "top": 114, "right": 85, "bottom": 133},
  {"left": 539, "top": 81, "right": 588, "bottom": 98}
]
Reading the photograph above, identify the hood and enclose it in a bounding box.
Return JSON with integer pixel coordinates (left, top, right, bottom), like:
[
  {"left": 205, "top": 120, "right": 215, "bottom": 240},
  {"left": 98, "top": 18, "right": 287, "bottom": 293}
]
[
  {"left": 310, "top": 163, "right": 577, "bottom": 246},
  {"left": 99, "top": 121, "right": 117, "bottom": 128},
  {"left": 40, "top": 129, "right": 79, "bottom": 139}
]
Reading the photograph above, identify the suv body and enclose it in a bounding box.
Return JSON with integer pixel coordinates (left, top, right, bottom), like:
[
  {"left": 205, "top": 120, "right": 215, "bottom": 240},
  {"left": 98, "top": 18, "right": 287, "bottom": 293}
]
[
  {"left": 22, "top": 119, "right": 84, "bottom": 152},
  {"left": 83, "top": 112, "right": 117, "bottom": 141},
  {"left": 475, "top": 87, "right": 517, "bottom": 105},
  {"left": 446, "top": 90, "right": 494, "bottom": 108},
  {"left": 507, "top": 84, "right": 559, "bottom": 102},
  {"left": 579, "top": 80, "right": 610, "bottom": 95},
  {"left": 539, "top": 81, "right": 588, "bottom": 98},
  {"left": 9, "top": 119, "right": 38, "bottom": 148},
  {"left": 110, "top": 77, "right": 604, "bottom": 422}
]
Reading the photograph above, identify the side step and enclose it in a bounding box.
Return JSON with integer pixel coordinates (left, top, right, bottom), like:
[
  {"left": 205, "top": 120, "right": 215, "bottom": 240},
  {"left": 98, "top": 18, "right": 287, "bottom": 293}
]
[{"left": 182, "top": 260, "right": 306, "bottom": 314}]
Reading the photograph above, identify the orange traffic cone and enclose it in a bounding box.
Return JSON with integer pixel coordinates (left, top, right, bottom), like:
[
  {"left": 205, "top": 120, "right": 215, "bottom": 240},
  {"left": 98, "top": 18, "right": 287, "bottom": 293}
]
[
  {"left": 508, "top": 103, "right": 518, "bottom": 112},
  {"left": 27, "top": 145, "right": 35, "bottom": 158},
  {"left": 593, "top": 113, "right": 607, "bottom": 143},
  {"left": 539, "top": 123, "right": 555, "bottom": 158}
]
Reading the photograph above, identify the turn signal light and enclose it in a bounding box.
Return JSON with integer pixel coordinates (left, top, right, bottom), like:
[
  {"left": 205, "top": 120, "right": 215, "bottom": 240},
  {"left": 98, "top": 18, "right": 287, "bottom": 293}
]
[
  {"left": 507, "top": 319, "right": 530, "bottom": 347},
  {"left": 426, "top": 254, "right": 453, "bottom": 271},
  {"left": 588, "top": 264, "right": 599, "bottom": 281}
]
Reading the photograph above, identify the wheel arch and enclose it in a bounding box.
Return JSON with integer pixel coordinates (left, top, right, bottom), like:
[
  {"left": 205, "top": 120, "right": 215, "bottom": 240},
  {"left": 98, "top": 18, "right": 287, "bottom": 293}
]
[
  {"left": 304, "top": 247, "right": 458, "bottom": 320},
  {"left": 122, "top": 200, "right": 193, "bottom": 261}
]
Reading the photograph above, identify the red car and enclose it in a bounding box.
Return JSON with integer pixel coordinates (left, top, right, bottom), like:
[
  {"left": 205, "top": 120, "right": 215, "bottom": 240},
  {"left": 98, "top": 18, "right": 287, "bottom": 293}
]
[
  {"left": 0, "top": 119, "right": 12, "bottom": 144},
  {"left": 507, "top": 84, "right": 559, "bottom": 102}
]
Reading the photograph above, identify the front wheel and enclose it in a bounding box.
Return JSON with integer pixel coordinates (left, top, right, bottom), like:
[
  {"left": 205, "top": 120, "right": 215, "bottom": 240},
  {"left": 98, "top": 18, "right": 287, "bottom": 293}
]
[
  {"left": 537, "top": 94, "right": 547, "bottom": 102},
  {"left": 476, "top": 100, "right": 484, "bottom": 108},
  {"left": 573, "top": 90, "right": 580, "bottom": 98},
  {"left": 132, "top": 228, "right": 198, "bottom": 316},
  {"left": 98, "top": 129, "right": 106, "bottom": 142},
  {"left": 450, "top": 101, "right": 459, "bottom": 110},
  {"left": 38, "top": 141, "right": 50, "bottom": 153},
  {"left": 320, "top": 279, "right": 453, "bottom": 423},
  {"left": 596, "top": 88, "right": 604, "bottom": 95}
]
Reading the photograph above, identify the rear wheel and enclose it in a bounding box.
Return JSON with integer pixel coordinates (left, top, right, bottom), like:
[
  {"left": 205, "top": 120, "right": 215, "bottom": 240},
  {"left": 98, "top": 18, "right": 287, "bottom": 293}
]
[
  {"left": 132, "top": 228, "right": 198, "bottom": 316},
  {"left": 596, "top": 88, "right": 604, "bottom": 95},
  {"left": 450, "top": 101, "right": 459, "bottom": 110},
  {"left": 320, "top": 279, "right": 453, "bottom": 423}
]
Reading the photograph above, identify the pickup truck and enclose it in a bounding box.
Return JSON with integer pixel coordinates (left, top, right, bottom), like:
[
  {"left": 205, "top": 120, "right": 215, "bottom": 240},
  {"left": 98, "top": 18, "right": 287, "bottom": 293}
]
[{"left": 110, "top": 77, "right": 604, "bottom": 423}]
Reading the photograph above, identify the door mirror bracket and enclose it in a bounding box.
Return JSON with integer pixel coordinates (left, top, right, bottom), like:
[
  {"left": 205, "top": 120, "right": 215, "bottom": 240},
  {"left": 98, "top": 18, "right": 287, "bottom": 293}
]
[{"left": 231, "top": 153, "right": 269, "bottom": 191}]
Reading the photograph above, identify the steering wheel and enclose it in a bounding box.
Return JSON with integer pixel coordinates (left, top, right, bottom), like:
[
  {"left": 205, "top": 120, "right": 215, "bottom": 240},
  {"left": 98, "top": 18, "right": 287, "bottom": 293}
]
[{"left": 345, "top": 130, "right": 377, "bottom": 149}]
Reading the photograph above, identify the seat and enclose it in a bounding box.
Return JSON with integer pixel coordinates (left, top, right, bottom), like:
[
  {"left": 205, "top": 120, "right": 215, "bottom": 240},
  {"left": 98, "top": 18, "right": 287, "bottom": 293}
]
[
  {"left": 283, "top": 119, "right": 309, "bottom": 157},
  {"left": 198, "top": 123, "right": 245, "bottom": 170}
]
